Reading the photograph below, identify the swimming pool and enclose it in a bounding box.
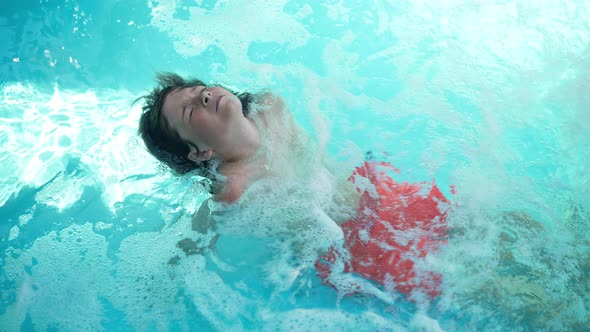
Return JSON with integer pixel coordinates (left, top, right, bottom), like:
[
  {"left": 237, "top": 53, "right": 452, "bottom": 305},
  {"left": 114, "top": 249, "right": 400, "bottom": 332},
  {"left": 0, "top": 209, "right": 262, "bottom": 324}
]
[{"left": 1, "top": 0, "right": 589, "bottom": 330}]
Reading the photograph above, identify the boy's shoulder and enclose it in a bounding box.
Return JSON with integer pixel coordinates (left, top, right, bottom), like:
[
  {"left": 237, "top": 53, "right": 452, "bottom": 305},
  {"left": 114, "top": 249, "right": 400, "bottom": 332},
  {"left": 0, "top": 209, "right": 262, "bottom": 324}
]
[{"left": 214, "top": 174, "right": 247, "bottom": 205}]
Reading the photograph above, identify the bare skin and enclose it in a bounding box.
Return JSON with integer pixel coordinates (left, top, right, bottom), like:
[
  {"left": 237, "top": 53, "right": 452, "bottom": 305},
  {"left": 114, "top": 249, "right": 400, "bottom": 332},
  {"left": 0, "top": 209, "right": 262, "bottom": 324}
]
[
  {"left": 162, "top": 86, "right": 313, "bottom": 204},
  {"left": 162, "top": 87, "right": 358, "bottom": 257},
  {"left": 162, "top": 86, "right": 589, "bottom": 328},
  {"left": 162, "top": 85, "right": 262, "bottom": 203}
]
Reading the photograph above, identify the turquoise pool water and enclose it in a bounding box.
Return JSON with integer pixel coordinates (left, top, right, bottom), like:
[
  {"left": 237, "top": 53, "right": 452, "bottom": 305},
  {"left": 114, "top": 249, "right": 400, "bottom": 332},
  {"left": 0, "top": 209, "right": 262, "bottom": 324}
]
[{"left": 1, "top": 0, "right": 589, "bottom": 330}]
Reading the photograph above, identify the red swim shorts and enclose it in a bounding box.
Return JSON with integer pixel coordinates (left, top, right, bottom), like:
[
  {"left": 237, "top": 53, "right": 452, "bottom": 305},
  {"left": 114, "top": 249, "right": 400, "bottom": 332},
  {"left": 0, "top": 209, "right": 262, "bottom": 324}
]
[{"left": 316, "top": 161, "right": 450, "bottom": 299}]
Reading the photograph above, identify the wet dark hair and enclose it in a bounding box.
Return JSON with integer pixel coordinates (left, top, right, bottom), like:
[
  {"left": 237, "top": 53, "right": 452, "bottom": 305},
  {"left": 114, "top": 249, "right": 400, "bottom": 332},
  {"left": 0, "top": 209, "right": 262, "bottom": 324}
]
[{"left": 137, "top": 72, "right": 254, "bottom": 178}]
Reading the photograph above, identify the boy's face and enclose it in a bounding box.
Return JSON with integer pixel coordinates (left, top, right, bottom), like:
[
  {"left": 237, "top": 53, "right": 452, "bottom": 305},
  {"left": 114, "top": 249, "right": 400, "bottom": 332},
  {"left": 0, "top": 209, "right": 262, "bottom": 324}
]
[{"left": 162, "top": 85, "right": 243, "bottom": 158}]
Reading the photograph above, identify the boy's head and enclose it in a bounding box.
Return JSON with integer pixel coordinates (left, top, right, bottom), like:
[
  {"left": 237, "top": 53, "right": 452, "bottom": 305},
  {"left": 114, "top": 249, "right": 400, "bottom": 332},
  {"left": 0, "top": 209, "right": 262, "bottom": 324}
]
[{"left": 137, "top": 73, "right": 253, "bottom": 176}]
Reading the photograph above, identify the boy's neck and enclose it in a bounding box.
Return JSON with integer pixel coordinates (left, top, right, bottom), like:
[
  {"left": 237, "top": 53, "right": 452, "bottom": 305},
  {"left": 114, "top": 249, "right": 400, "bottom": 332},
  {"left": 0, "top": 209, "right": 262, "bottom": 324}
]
[{"left": 220, "top": 118, "right": 261, "bottom": 165}]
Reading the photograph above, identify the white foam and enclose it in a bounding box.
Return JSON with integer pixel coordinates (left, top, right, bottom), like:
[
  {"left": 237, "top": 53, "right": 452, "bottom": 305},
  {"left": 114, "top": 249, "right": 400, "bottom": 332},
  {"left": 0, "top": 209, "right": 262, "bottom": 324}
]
[
  {"left": 1, "top": 215, "right": 224, "bottom": 330},
  {"left": 18, "top": 212, "right": 33, "bottom": 226},
  {"left": 409, "top": 312, "right": 445, "bottom": 332},
  {"left": 2, "top": 0, "right": 590, "bottom": 330},
  {"left": 148, "top": 0, "right": 310, "bottom": 78},
  {"left": 8, "top": 225, "right": 19, "bottom": 241},
  {"left": 1, "top": 223, "right": 112, "bottom": 331},
  {"left": 262, "top": 308, "right": 404, "bottom": 331}
]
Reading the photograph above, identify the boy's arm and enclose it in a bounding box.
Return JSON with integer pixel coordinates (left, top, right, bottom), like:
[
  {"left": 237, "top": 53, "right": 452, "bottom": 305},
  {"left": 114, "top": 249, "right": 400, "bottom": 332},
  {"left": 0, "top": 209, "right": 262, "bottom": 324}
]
[
  {"left": 330, "top": 176, "right": 361, "bottom": 225},
  {"left": 256, "top": 92, "right": 300, "bottom": 134},
  {"left": 192, "top": 198, "right": 215, "bottom": 234},
  {"left": 258, "top": 92, "right": 361, "bottom": 224},
  {"left": 175, "top": 198, "right": 218, "bottom": 258}
]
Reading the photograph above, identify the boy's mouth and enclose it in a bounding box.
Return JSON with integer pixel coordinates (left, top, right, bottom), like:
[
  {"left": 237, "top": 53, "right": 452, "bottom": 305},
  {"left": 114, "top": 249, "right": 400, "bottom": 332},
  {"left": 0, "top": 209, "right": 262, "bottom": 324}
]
[{"left": 215, "top": 95, "right": 223, "bottom": 112}]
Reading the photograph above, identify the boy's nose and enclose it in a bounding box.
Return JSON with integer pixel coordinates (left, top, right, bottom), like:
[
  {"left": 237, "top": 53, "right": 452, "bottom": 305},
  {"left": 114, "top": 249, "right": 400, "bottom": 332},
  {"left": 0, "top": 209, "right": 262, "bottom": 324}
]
[{"left": 201, "top": 89, "right": 212, "bottom": 106}]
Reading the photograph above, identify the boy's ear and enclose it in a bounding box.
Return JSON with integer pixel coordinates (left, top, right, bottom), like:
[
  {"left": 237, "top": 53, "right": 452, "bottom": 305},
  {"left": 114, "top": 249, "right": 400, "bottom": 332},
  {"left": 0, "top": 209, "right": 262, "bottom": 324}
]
[
  {"left": 199, "top": 149, "right": 214, "bottom": 161},
  {"left": 187, "top": 146, "right": 214, "bottom": 163}
]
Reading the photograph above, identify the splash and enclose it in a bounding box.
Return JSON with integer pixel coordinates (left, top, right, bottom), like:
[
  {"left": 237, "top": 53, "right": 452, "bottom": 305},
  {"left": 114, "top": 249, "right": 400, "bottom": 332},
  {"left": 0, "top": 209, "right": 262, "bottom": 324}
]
[
  {"left": 0, "top": 82, "right": 172, "bottom": 211},
  {"left": 2, "top": 0, "right": 590, "bottom": 330}
]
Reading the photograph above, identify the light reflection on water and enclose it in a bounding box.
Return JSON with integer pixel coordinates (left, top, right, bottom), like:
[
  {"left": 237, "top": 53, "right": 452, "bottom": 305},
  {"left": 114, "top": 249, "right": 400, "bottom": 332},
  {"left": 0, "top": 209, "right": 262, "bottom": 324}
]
[{"left": 1, "top": 0, "right": 589, "bottom": 330}]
